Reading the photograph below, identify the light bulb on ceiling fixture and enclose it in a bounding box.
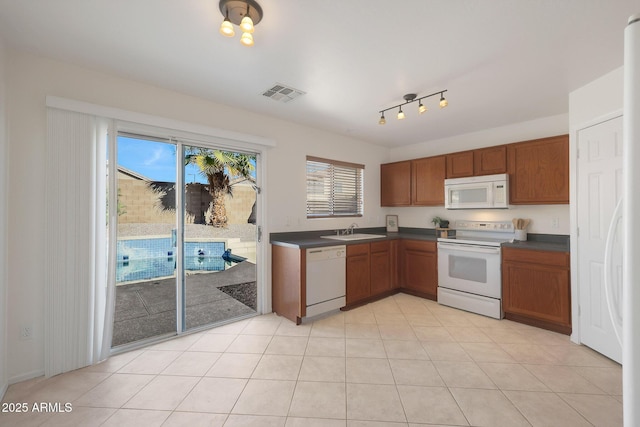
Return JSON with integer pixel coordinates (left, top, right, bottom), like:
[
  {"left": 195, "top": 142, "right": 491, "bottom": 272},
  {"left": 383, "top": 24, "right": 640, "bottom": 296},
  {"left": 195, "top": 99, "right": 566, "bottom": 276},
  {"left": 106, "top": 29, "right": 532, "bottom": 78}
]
[
  {"left": 240, "top": 15, "right": 254, "bottom": 33},
  {"left": 397, "top": 106, "right": 405, "bottom": 120},
  {"left": 439, "top": 93, "right": 448, "bottom": 108},
  {"left": 240, "top": 31, "right": 254, "bottom": 46},
  {"left": 219, "top": 10, "right": 235, "bottom": 37},
  {"left": 379, "top": 112, "right": 386, "bottom": 125},
  {"left": 418, "top": 101, "right": 427, "bottom": 114}
]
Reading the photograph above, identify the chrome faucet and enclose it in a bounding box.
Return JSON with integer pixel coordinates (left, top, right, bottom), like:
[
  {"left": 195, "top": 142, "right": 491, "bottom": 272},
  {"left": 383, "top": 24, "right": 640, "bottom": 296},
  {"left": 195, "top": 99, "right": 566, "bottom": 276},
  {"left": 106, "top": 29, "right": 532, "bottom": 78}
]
[{"left": 346, "top": 222, "right": 359, "bottom": 235}]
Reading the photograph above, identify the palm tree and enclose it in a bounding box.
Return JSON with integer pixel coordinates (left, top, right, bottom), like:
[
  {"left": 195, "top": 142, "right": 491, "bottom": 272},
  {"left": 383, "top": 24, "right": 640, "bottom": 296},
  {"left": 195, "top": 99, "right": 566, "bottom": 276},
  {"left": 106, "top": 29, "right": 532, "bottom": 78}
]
[{"left": 186, "top": 148, "right": 255, "bottom": 227}]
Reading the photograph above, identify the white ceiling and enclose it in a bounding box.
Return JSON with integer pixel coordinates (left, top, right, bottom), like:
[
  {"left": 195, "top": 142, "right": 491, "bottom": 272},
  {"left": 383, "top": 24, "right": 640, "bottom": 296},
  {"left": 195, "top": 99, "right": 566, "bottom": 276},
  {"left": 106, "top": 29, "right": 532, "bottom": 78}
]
[{"left": 0, "top": 0, "right": 638, "bottom": 147}]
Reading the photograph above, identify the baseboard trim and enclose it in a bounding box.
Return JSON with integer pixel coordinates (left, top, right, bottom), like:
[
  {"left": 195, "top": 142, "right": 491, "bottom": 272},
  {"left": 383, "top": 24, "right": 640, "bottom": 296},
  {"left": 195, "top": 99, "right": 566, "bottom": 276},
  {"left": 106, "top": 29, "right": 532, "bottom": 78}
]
[{"left": 8, "top": 369, "right": 45, "bottom": 385}]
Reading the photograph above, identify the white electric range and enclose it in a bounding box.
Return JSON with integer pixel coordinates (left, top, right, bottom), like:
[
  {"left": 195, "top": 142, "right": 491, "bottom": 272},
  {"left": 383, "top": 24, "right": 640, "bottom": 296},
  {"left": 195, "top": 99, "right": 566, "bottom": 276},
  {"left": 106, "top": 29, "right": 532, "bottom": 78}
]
[{"left": 437, "top": 220, "right": 515, "bottom": 319}]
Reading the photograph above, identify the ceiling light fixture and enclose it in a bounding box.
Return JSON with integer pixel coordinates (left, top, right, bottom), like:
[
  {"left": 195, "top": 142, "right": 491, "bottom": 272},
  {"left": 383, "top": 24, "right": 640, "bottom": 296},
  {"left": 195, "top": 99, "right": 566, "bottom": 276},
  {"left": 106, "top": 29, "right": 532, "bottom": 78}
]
[
  {"left": 218, "top": 0, "right": 263, "bottom": 47},
  {"left": 378, "top": 90, "right": 448, "bottom": 125}
]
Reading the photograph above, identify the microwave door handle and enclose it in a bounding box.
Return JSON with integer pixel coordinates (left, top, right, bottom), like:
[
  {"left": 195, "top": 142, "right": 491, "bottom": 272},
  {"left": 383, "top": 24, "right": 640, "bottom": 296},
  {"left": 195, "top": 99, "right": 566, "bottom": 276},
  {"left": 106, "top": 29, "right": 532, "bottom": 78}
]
[
  {"left": 437, "top": 242, "right": 501, "bottom": 254},
  {"left": 487, "top": 183, "right": 494, "bottom": 207}
]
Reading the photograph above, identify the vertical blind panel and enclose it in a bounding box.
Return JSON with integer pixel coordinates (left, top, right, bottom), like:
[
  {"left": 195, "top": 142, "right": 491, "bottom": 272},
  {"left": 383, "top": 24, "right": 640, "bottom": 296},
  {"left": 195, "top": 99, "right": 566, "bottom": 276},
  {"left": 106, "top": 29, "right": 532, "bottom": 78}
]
[
  {"left": 306, "top": 159, "right": 363, "bottom": 217},
  {"left": 45, "top": 108, "right": 96, "bottom": 376}
]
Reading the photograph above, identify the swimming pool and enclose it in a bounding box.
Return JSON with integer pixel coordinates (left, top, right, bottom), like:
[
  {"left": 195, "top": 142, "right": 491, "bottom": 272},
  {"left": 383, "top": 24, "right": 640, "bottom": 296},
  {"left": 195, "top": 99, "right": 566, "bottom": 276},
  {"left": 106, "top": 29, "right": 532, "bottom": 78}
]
[{"left": 116, "top": 237, "right": 227, "bottom": 283}]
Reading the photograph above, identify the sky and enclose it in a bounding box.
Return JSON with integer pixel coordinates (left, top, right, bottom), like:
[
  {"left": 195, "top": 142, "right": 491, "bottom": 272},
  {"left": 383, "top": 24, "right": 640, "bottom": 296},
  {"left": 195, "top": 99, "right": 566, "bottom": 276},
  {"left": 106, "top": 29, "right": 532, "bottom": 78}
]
[{"left": 116, "top": 136, "right": 255, "bottom": 184}]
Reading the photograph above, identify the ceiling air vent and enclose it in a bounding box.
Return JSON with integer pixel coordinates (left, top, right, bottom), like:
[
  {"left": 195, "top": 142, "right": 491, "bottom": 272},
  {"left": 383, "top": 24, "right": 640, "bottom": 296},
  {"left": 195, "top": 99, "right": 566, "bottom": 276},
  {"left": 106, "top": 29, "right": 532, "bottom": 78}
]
[{"left": 262, "top": 83, "right": 306, "bottom": 103}]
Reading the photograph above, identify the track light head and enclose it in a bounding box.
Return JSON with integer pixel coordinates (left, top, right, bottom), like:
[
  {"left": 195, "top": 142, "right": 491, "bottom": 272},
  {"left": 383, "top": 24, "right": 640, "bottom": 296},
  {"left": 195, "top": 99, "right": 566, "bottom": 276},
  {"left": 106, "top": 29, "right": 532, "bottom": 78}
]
[
  {"left": 379, "top": 112, "right": 386, "bottom": 125},
  {"left": 439, "top": 93, "right": 448, "bottom": 109},
  {"left": 418, "top": 101, "right": 427, "bottom": 114},
  {"left": 397, "top": 106, "right": 405, "bottom": 120}
]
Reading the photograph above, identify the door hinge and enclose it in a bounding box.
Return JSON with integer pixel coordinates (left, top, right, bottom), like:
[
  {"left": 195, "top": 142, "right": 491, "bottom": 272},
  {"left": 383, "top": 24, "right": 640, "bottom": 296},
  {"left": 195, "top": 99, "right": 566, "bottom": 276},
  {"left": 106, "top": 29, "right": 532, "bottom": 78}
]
[{"left": 257, "top": 225, "right": 263, "bottom": 242}]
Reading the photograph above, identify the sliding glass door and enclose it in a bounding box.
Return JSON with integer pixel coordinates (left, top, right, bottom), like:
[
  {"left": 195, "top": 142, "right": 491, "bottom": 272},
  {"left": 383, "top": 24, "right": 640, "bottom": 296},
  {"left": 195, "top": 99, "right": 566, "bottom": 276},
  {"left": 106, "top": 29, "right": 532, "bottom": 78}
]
[
  {"left": 112, "top": 135, "right": 178, "bottom": 347},
  {"left": 181, "top": 144, "right": 257, "bottom": 331},
  {"left": 111, "top": 133, "right": 259, "bottom": 348}
]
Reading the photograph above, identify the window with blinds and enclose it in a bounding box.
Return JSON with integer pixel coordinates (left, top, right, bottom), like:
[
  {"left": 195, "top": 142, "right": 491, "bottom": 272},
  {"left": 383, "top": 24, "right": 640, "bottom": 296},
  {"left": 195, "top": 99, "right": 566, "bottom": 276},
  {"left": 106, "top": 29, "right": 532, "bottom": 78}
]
[{"left": 306, "top": 156, "right": 364, "bottom": 218}]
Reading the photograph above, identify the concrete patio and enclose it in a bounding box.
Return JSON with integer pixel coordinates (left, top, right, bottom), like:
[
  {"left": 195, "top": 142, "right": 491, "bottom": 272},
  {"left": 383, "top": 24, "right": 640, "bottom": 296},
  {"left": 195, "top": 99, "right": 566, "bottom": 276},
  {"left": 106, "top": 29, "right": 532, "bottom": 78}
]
[{"left": 113, "top": 261, "right": 257, "bottom": 347}]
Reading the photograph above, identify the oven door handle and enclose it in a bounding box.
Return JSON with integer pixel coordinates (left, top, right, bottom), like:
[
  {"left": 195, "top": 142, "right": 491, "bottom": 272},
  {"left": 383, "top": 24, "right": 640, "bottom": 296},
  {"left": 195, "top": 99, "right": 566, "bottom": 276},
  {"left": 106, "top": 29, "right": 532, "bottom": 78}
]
[{"left": 437, "top": 242, "right": 501, "bottom": 255}]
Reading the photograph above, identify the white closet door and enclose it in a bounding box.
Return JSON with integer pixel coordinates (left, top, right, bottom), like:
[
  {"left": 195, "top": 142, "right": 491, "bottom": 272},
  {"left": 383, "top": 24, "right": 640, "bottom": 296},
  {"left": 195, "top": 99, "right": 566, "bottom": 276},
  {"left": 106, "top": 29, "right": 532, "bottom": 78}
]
[{"left": 577, "top": 115, "right": 623, "bottom": 363}]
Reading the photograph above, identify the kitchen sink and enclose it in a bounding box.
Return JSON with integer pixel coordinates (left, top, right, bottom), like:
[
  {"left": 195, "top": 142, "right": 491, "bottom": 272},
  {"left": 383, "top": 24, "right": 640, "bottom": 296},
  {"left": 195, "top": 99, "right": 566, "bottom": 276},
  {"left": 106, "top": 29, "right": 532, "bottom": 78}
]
[{"left": 320, "top": 233, "right": 387, "bottom": 241}]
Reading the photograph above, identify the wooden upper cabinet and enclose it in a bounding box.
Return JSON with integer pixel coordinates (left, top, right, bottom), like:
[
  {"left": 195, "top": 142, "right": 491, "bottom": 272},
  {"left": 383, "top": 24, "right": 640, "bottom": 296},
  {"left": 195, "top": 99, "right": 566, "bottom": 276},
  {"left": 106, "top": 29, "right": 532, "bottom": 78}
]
[
  {"left": 507, "top": 135, "right": 569, "bottom": 204},
  {"left": 474, "top": 145, "right": 507, "bottom": 176},
  {"left": 412, "top": 156, "right": 446, "bottom": 206},
  {"left": 446, "top": 151, "right": 474, "bottom": 178},
  {"left": 447, "top": 146, "right": 506, "bottom": 178},
  {"left": 380, "top": 161, "right": 412, "bottom": 206}
]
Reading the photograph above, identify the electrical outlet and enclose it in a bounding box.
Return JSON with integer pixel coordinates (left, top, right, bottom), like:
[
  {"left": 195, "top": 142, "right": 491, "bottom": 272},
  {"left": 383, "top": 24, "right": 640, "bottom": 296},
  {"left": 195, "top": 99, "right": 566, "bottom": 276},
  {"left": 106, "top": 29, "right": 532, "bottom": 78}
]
[
  {"left": 20, "top": 325, "right": 33, "bottom": 340},
  {"left": 551, "top": 217, "right": 560, "bottom": 229}
]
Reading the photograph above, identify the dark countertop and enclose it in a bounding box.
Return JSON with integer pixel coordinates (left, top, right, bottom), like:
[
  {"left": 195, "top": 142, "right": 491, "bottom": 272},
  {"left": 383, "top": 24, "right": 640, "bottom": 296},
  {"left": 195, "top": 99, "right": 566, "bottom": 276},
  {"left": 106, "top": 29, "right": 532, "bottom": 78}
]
[
  {"left": 271, "top": 227, "right": 569, "bottom": 252},
  {"left": 502, "top": 234, "right": 570, "bottom": 252},
  {"left": 269, "top": 227, "right": 437, "bottom": 249}
]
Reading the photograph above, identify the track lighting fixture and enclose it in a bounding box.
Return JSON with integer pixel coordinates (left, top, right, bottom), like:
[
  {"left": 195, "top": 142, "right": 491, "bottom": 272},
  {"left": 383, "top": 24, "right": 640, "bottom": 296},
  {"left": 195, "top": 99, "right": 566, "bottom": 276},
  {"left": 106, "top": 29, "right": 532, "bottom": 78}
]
[
  {"left": 378, "top": 90, "right": 448, "bottom": 124},
  {"left": 219, "top": 0, "right": 263, "bottom": 47}
]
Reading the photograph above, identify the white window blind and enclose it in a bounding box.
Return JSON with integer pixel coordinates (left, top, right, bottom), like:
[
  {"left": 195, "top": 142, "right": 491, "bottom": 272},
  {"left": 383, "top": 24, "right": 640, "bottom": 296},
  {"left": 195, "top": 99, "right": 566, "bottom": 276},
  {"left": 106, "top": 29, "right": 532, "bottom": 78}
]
[
  {"left": 306, "top": 156, "right": 364, "bottom": 218},
  {"left": 45, "top": 107, "right": 113, "bottom": 376}
]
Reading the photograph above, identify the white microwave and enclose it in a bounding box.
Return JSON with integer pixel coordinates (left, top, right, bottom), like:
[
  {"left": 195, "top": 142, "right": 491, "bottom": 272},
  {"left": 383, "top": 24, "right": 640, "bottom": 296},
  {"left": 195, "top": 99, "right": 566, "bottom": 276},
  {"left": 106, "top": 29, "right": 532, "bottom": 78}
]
[{"left": 444, "top": 173, "right": 509, "bottom": 209}]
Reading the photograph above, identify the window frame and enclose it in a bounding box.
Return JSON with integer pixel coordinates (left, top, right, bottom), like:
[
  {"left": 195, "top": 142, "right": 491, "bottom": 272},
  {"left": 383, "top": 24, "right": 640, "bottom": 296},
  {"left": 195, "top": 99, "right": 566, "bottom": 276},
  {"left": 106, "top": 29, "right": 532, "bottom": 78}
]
[{"left": 306, "top": 155, "right": 364, "bottom": 219}]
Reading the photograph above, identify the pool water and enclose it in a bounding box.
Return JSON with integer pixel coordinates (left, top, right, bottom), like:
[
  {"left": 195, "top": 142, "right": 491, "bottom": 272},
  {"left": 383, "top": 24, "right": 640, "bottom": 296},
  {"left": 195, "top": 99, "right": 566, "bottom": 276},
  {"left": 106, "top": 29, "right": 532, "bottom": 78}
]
[{"left": 116, "top": 237, "right": 228, "bottom": 283}]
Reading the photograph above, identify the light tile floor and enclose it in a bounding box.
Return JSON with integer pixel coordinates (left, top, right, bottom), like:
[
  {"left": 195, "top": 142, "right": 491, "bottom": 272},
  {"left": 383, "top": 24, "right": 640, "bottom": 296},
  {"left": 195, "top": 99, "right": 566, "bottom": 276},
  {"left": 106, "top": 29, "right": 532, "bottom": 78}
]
[{"left": 1, "top": 294, "right": 623, "bottom": 426}]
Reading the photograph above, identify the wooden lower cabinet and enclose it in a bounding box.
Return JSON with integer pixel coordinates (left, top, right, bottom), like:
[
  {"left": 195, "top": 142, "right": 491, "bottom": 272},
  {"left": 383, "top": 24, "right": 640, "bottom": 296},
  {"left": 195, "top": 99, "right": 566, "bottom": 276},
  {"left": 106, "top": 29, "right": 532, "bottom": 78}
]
[
  {"left": 346, "top": 243, "right": 371, "bottom": 305},
  {"left": 370, "top": 241, "right": 394, "bottom": 295},
  {"left": 502, "top": 247, "right": 571, "bottom": 334},
  {"left": 399, "top": 240, "right": 437, "bottom": 300},
  {"left": 271, "top": 245, "right": 305, "bottom": 324},
  {"left": 346, "top": 241, "right": 396, "bottom": 306}
]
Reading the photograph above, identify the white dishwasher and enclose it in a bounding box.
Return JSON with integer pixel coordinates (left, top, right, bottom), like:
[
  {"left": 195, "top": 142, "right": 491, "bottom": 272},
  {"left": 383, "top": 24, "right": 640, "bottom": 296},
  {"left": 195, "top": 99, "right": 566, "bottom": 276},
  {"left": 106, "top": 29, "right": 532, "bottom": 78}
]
[{"left": 306, "top": 245, "right": 346, "bottom": 317}]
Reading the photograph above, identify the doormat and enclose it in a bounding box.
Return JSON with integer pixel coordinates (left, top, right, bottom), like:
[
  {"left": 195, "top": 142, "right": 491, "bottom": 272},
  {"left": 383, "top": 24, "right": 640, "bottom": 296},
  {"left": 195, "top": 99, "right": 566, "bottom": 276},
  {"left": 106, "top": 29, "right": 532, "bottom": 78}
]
[{"left": 219, "top": 281, "right": 257, "bottom": 311}]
